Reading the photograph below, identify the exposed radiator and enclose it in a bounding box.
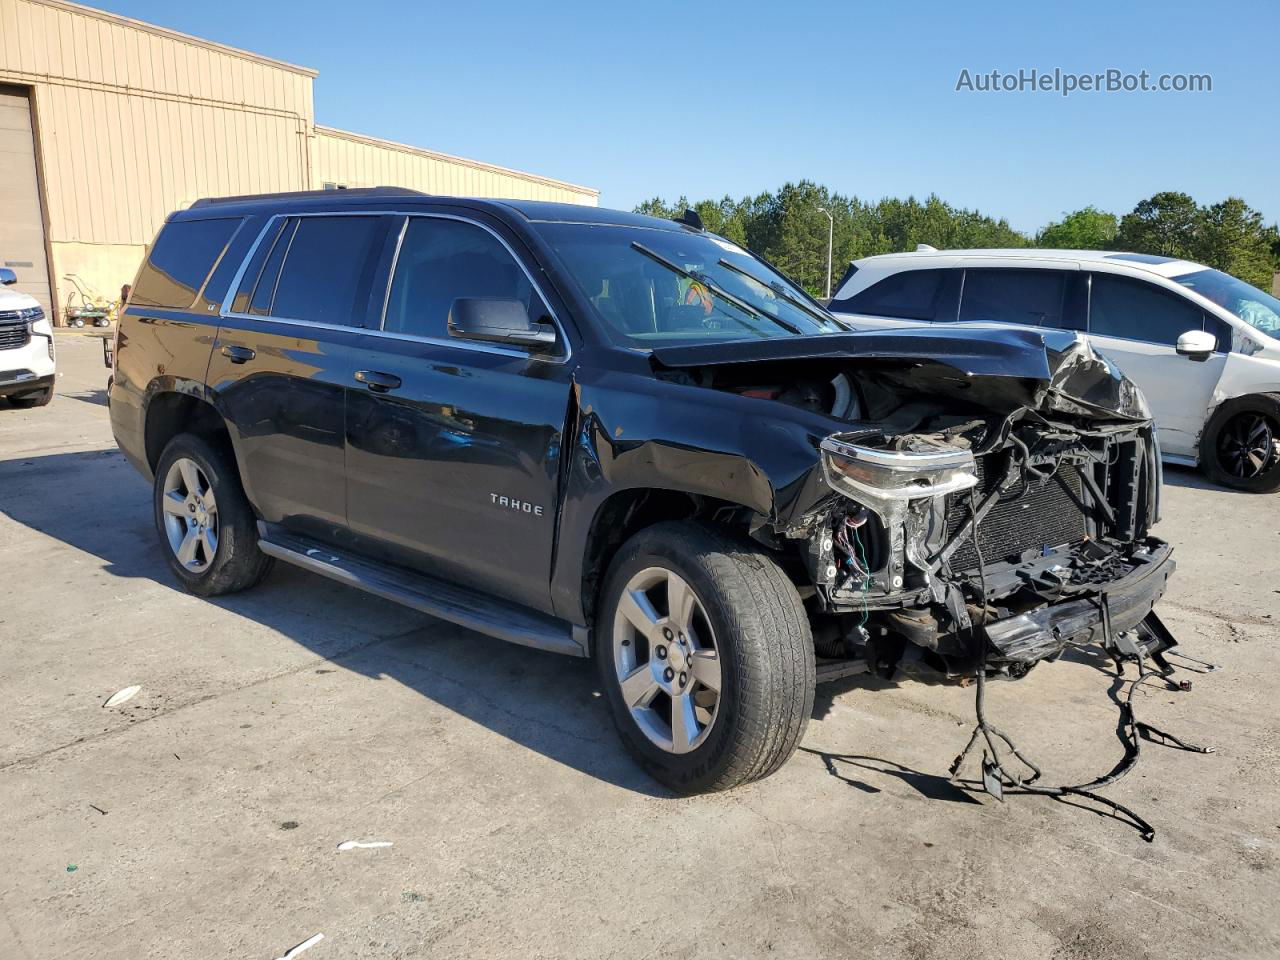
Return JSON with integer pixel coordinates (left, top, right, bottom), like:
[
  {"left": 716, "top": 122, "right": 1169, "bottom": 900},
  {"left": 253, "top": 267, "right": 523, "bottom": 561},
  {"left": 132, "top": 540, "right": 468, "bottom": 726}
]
[{"left": 945, "top": 458, "right": 1087, "bottom": 571}]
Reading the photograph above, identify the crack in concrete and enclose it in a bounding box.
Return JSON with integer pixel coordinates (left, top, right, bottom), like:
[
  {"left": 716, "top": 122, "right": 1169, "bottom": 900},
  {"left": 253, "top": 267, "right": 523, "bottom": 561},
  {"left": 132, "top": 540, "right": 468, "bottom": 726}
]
[{"left": 0, "top": 625, "right": 428, "bottom": 773}]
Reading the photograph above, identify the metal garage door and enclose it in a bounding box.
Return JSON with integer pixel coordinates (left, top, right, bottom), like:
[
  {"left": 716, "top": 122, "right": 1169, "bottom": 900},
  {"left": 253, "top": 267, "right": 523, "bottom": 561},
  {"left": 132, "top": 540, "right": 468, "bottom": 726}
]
[{"left": 0, "top": 85, "right": 52, "bottom": 317}]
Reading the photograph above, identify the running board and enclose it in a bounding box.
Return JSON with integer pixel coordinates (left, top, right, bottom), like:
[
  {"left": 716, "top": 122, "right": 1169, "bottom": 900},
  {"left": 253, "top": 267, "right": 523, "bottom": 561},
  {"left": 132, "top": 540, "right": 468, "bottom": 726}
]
[{"left": 257, "top": 527, "right": 586, "bottom": 657}]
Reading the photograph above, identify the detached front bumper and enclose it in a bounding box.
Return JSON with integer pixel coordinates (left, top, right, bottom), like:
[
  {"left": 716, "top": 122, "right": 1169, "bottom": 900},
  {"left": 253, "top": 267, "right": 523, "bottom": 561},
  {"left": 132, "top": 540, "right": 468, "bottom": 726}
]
[{"left": 984, "top": 540, "right": 1175, "bottom": 664}]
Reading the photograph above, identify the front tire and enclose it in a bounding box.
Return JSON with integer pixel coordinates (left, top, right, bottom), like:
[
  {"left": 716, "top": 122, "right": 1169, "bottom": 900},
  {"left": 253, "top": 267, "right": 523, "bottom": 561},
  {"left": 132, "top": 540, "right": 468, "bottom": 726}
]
[
  {"left": 596, "top": 522, "right": 815, "bottom": 793},
  {"left": 1201, "top": 394, "right": 1280, "bottom": 493},
  {"left": 153, "top": 433, "right": 273, "bottom": 596}
]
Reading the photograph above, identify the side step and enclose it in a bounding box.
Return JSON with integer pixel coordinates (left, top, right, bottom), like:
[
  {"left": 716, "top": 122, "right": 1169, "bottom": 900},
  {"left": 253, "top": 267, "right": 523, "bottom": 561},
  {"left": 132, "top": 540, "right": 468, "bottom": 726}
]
[{"left": 257, "top": 527, "right": 586, "bottom": 658}]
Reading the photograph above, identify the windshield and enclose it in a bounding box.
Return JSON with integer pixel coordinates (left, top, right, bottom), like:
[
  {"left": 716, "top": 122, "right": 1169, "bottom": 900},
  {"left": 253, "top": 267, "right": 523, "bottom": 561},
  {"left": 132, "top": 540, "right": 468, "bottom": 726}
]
[
  {"left": 536, "top": 223, "right": 844, "bottom": 347},
  {"left": 1172, "top": 268, "right": 1280, "bottom": 338}
]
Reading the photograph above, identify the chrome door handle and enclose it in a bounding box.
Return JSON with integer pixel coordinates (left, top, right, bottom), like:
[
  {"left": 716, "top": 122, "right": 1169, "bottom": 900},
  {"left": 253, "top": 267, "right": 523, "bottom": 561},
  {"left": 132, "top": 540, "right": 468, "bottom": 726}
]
[
  {"left": 220, "top": 345, "right": 255, "bottom": 364},
  {"left": 355, "top": 370, "right": 402, "bottom": 392}
]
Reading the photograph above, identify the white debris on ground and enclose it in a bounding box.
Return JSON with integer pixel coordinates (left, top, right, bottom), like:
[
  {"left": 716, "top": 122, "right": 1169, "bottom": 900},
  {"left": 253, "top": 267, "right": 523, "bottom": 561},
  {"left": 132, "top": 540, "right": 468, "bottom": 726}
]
[
  {"left": 102, "top": 685, "right": 141, "bottom": 707},
  {"left": 336, "top": 840, "right": 393, "bottom": 851},
  {"left": 271, "top": 932, "right": 323, "bottom": 960}
]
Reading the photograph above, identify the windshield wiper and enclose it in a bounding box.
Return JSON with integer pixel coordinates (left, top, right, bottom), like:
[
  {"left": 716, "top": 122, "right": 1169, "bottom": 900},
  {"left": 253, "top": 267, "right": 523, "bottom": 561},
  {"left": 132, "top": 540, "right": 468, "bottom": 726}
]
[
  {"left": 716, "top": 258, "right": 850, "bottom": 331},
  {"left": 630, "top": 242, "right": 804, "bottom": 336}
]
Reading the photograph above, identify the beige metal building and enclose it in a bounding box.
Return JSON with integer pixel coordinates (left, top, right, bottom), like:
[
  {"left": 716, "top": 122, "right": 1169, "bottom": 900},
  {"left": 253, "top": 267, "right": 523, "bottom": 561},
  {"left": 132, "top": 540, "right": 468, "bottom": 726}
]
[{"left": 0, "top": 0, "right": 597, "bottom": 323}]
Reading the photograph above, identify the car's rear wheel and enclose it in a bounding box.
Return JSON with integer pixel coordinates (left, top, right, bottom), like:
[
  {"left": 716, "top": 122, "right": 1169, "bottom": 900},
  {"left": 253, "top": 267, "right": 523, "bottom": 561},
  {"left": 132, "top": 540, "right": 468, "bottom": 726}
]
[
  {"left": 596, "top": 521, "right": 814, "bottom": 793},
  {"left": 9, "top": 386, "right": 52, "bottom": 408},
  {"left": 154, "top": 432, "right": 273, "bottom": 595},
  {"left": 1201, "top": 394, "right": 1280, "bottom": 493}
]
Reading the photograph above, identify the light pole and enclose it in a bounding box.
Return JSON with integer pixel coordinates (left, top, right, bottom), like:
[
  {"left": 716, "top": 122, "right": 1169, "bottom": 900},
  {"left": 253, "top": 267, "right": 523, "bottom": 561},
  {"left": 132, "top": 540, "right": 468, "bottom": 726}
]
[{"left": 817, "top": 207, "right": 834, "bottom": 300}]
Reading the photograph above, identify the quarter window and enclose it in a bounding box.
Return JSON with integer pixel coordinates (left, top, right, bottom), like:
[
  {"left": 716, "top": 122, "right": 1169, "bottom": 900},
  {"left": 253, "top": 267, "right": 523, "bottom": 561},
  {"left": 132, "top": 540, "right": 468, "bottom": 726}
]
[
  {"left": 959, "top": 269, "right": 1078, "bottom": 329},
  {"left": 383, "top": 218, "right": 536, "bottom": 339},
  {"left": 132, "top": 218, "right": 241, "bottom": 309},
  {"left": 1089, "top": 274, "right": 1206, "bottom": 346}
]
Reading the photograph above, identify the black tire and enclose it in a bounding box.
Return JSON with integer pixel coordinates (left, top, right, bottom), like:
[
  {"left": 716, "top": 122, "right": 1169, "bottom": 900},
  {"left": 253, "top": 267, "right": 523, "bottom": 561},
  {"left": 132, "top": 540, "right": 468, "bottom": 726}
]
[
  {"left": 10, "top": 387, "right": 53, "bottom": 408},
  {"left": 1200, "top": 393, "right": 1280, "bottom": 493},
  {"left": 153, "top": 432, "right": 273, "bottom": 596},
  {"left": 596, "top": 521, "right": 815, "bottom": 793}
]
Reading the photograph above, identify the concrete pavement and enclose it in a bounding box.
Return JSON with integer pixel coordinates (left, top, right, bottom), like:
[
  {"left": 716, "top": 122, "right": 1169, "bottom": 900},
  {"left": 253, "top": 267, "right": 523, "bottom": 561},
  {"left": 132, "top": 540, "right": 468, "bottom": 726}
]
[{"left": 1, "top": 333, "right": 1278, "bottom": 959}]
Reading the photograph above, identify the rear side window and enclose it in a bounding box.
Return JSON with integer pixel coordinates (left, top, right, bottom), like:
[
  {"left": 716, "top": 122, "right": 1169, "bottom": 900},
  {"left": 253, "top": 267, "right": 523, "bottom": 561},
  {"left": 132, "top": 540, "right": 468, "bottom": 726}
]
[
  {"left": 1089, "top": 274, "right": 1205, "bottom": 346},
  {"left": 834, "top": 269, "right": 948, "bottom": 321},
  {"left": 132, "top": 218, "right": 241, "bottom": 309},
  {"left": 960, "top": 269, "right": 1078, "bottom": 329},
  {"left": 269, "top": 216, "right": 386, "bottom": 327},
  {"left": 383, "top": 217, "right": 535, "bottom": 339}
]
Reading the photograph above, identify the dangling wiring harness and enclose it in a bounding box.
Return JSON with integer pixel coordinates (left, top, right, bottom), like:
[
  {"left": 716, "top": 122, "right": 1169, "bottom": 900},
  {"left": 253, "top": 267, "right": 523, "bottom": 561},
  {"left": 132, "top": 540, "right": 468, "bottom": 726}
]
[{"left": 947, "top": 490, "right": 1218, "bottom": 842}]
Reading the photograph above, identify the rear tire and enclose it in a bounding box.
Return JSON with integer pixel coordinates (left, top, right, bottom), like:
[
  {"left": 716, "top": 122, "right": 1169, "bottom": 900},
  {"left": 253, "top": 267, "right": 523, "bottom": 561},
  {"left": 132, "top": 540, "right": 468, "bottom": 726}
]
[
  {"left": 596, "top": 521, "right": 815, "bottom": 794},
  {"left": 9, "top": 387, "right": 53, "bottom": 408},
  {"left": 153, "top": 432, "right": 273, "bottom": 596},
  {"left": 1200, "top": 394, "right": 1280, "bottom": 493}
]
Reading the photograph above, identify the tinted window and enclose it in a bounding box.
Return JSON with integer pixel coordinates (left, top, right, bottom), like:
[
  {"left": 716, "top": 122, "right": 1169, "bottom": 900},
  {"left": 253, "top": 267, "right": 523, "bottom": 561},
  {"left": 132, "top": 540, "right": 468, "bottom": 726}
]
[
  {"left": 960, "top": 269, "right": 1076, "bottom": 328},
  {"left": 383, "top": 218, "right": 536, "bottom": 338},
  {"left": 1089, "top": 274, "right": 1205, "bottom": 346},
  {"left": 248, "top": 219, "right": 296, "bottom": 316},
  {"left": 132, "top": 218, "right": 241, "bottom": 309},
  {"left": 1203, "top": 313, "right": 1233, "bottom": 352},
  {"left": 270, "top": 216, "right": 385, "bottom": 326},
  {"left": 837, "top": 269, "right": 945, "bottom": 321}
]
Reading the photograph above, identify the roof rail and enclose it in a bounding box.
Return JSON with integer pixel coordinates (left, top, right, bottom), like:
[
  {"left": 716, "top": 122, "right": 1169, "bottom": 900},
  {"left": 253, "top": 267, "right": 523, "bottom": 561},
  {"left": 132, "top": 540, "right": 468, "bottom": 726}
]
[{"left": 189, "top": 186, "right": 427, "bottom": 208}]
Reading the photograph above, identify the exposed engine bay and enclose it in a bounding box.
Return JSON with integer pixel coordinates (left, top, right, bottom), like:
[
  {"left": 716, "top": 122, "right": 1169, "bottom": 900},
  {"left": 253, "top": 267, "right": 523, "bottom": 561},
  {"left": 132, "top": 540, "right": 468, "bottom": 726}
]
[
  {"left": 657, "top": 335, "right": 1170, "bottom": 678},
  {"left": 651, "top": 331, "right": 1215, "bottom": 839}
]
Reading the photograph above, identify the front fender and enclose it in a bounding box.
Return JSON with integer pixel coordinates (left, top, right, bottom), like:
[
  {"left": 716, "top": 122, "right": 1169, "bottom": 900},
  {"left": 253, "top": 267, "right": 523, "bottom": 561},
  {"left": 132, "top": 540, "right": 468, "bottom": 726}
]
[{"left": 549, "top": 367, "right": 837, "bottom": 623}]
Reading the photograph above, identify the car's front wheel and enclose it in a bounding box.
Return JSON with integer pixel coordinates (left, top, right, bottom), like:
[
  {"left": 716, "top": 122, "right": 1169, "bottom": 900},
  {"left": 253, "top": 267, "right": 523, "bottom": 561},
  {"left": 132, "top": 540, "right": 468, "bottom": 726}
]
[
  {"left": 1201, "top": 394, "right": 1280, "bottom": 493},
  {"left": 153, "top": 432, "right": 273, "bottom": 596},
  {"left": 597, "top": 522, "right": 814, "bottom": 793}
]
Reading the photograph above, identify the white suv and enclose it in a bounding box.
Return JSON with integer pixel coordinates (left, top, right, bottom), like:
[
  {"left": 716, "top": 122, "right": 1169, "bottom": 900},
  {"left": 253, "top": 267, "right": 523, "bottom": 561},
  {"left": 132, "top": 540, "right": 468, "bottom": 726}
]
[
  {"left": 0, "top": 268, "right": 56, "bottom": 409},
  {"left": 828, "top": 248, "right": 1280, "bottom": 492}
]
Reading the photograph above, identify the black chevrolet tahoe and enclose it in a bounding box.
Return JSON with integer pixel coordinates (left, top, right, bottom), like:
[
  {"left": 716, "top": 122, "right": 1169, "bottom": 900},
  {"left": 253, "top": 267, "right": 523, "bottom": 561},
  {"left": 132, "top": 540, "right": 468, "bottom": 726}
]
[{"left": 109, "top": 188, "right": 1175, "bottom": 793}]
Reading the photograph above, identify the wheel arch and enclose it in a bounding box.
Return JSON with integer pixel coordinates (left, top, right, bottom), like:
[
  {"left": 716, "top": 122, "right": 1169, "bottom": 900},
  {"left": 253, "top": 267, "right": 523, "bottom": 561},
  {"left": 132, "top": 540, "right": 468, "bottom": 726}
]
[
  {"left": 143, "top": 389, "right": 233, "bottom": 475},
  {"left": 574, "top": 486, "right": 768, "bottom": 636}
]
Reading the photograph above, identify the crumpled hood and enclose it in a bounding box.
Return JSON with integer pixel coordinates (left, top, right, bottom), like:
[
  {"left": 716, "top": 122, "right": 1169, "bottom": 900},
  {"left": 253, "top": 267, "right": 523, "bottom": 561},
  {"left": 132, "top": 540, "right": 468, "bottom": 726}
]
[{"left": 651, "top": 326, "right": 1150, "bottom": 422}]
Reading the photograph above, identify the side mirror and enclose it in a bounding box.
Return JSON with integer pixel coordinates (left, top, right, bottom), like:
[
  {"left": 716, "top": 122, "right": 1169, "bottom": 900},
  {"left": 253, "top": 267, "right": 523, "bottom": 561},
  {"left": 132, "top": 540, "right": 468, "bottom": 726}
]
[
  {"left": 0, "top": 268, "right": 16, "bottom": 286},
  {"left": 448, "top": 298, "right": 557, "bottom": 350},
  {"left": 1175, "top": 329, "right": 1216, "bottom": 362}
]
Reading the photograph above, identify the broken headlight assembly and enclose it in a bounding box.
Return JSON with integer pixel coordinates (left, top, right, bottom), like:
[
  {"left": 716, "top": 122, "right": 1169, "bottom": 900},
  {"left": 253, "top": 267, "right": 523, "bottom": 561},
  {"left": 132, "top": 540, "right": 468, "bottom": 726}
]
[{"left": 819, "top": 436, "right": 978, "bottom": 503}]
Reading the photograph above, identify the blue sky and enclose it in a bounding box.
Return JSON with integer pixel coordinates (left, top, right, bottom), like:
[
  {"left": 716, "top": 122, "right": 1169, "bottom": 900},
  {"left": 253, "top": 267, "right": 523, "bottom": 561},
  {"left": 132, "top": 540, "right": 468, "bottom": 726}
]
[{"left": 96, "top": 0, "right": 1277, "bottom": 233}]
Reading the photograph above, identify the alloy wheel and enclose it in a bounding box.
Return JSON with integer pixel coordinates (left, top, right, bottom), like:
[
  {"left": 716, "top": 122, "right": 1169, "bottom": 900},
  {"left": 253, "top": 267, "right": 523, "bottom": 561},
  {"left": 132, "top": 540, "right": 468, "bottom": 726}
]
[
  {"left": 160, "top": 457, "right": 219, "bottom": 573},
  {"left": 1218, "top": 411, "right": 1280, "bottom": 480},
  {"left": 612, "top": 567, "right": 723, "bottom": 754}
]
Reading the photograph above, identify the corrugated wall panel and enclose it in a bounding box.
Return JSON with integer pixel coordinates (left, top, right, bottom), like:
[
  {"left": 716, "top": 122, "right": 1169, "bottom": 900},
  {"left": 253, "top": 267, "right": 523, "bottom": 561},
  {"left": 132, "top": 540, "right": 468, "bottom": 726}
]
[
  {"left": 314, "top": 127, "right": 599, "bottom": 206},
  {"left": 1, "top": 2, "right": 317, "bottom": 243},
  {"left": 0, "top": 0, "right": 597, "bottom": 321}
]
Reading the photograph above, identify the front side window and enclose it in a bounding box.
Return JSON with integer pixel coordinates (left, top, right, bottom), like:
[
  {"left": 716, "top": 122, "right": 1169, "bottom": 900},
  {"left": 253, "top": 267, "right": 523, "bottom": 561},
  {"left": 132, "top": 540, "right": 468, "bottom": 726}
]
[
  {"left": 132, "top": 218, "right": 242, "bottom": 309},
  {"left": 959, "top": 269, "right": 1080, "bottom": 329},
  {"left": 536, "top": 223, "right": 842, "bottom": 347},
  {"left": 383, "top": 218, "right": 536, "bottom": 339},
  {"left": 1172, "top": 267, "right": 1280, "bottom": 339},
  {"left": 1088, "top": 273, "right": 1205, "bottom": 346}
]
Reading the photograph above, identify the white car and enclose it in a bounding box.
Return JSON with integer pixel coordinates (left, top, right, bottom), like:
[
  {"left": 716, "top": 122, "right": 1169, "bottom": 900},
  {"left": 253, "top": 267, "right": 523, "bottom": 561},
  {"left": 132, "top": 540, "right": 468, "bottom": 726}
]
[
  {"left": 828, "top": 248, "right": 1280, "bottom": 492},
  {"left": 0, "top": 267, "right": 56, "bottom": 408}
]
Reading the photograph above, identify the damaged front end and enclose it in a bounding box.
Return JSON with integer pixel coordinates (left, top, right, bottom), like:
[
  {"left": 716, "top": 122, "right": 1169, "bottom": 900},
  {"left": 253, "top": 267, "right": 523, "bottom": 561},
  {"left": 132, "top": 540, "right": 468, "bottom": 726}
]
[
  {"left": 650, "top": 326, "right": 1211, "bottom": 839},
  {"left": 654, "top": 327, "right": 1175, "bottom": 679},
  {"left": 810, "top": 414, "right": 1172, "bottom": 678}
]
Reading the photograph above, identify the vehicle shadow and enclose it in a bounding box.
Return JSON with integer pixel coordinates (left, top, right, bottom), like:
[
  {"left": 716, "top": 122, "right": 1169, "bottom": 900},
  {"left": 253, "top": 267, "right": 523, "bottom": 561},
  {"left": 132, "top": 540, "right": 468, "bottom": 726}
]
[
  {"left": 60, "top": 387, "right": 109, "bottom": 406},
  {"left": 0, "top": 446, "right": 666, "bottom": 797},
  {"left": 798, "top": 746, "right": 982, "bottom": 804},
  {"left": 1160, "top": 462, "right": 1251, "bottom": 494}
]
